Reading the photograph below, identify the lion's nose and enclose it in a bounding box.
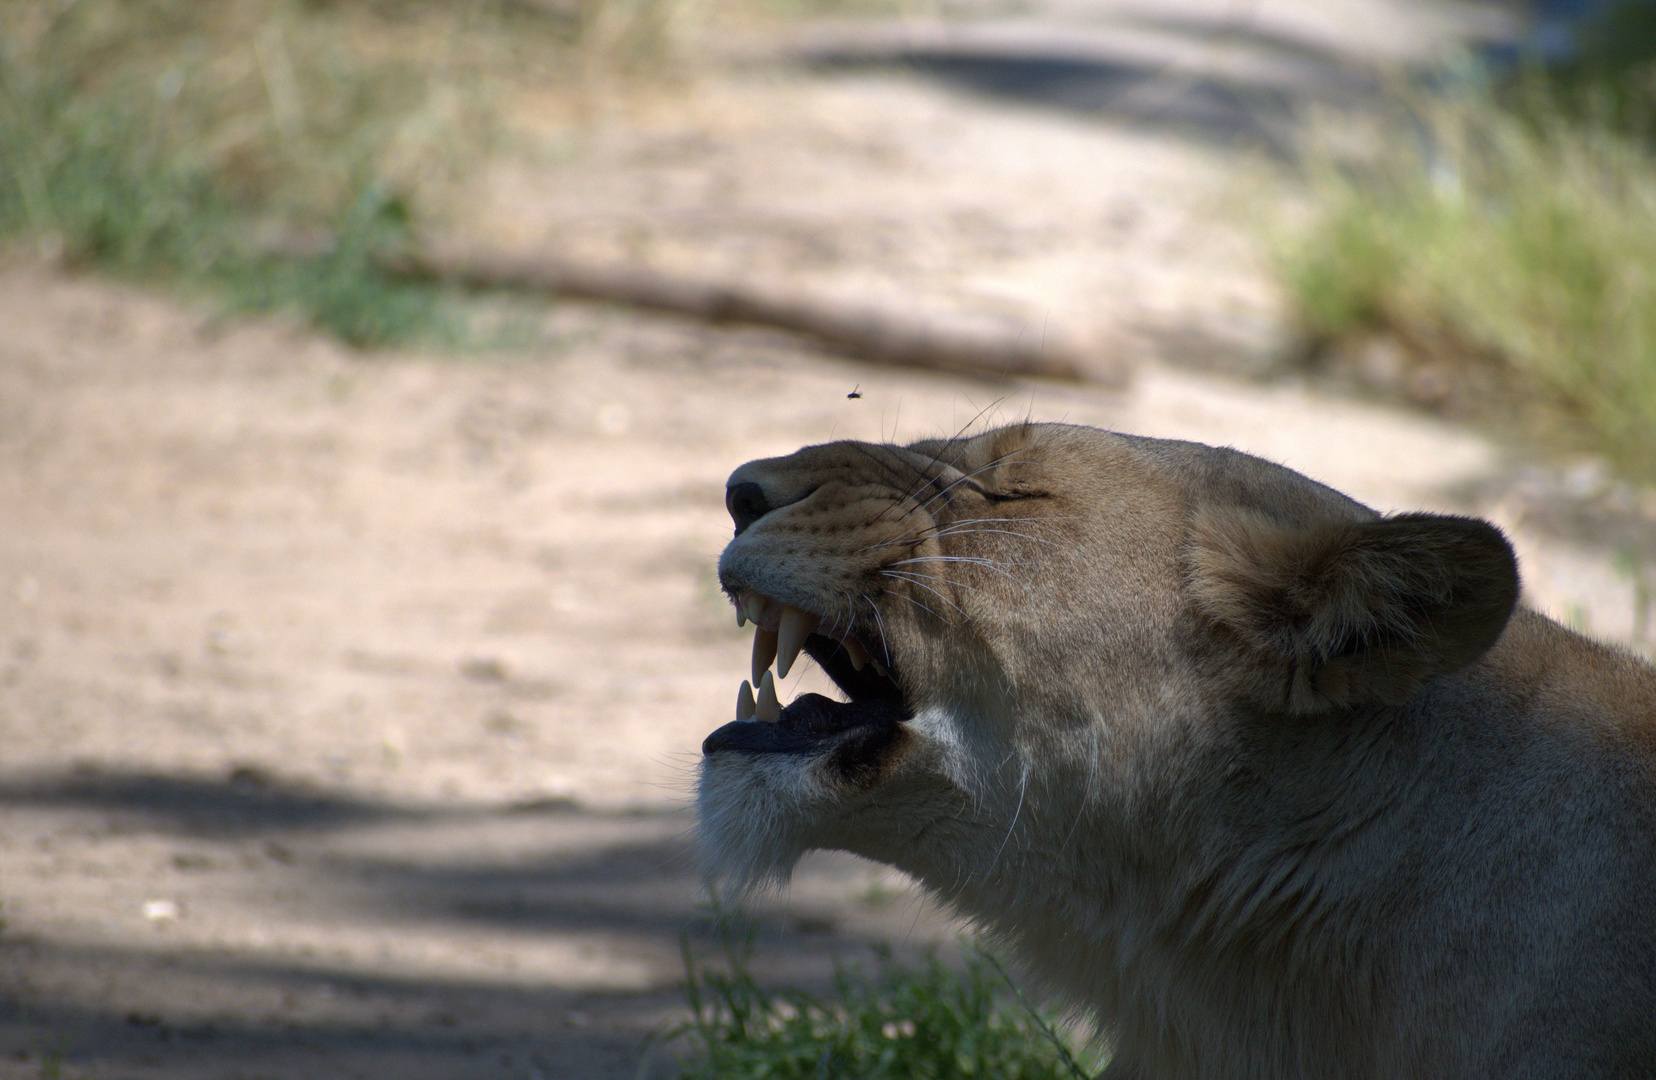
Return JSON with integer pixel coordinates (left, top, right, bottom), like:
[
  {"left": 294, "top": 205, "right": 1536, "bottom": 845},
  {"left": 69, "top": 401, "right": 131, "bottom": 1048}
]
[{"left": 726, "top": 481, "right": 773, "bottom": 535}]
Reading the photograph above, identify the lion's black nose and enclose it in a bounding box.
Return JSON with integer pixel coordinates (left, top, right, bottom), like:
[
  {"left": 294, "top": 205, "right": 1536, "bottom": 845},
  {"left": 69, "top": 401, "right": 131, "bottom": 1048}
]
[{"left": 726, "top": 481, "right": 772, "bottom": 535}]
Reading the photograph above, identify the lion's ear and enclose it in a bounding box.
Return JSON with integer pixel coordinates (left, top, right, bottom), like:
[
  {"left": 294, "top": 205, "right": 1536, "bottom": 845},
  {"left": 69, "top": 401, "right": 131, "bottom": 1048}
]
[{"left": 1187, "top": 506, "right": 1520, "bottom": 714}]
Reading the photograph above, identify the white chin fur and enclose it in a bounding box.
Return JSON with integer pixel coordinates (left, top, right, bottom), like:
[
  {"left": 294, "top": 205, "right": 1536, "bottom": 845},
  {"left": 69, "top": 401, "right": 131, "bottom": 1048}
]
[{"left": 697, "top": 751, "right": 819, "bottom": 895}]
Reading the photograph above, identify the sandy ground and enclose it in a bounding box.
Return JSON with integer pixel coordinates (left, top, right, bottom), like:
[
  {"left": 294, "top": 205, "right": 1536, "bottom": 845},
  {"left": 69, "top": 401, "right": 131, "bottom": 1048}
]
[{"left": 3, "top": 3, "right": 1654, "bottom": 1078}]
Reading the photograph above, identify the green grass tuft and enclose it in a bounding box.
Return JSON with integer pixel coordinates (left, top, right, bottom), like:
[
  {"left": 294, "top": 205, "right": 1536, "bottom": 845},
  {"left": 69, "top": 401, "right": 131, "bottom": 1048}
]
[
  {"left": 661, "top": 924, "right": 1103, "bottom": 1080},
  {"left": 221, "top": 186, "right": 454, "bottom": 348},
  {"left": 0, "top": 0, "right": 591, "bottom": 349},
  {"left": 0, "top": 48, "right": 223, "bottom": 272}
]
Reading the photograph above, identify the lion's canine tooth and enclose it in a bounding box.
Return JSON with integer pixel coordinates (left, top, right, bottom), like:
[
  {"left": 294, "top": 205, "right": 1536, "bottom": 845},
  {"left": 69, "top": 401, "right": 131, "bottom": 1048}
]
[
  {"left": 752, "top": 627, "right": 778, "bottom": 686},
  {"left": 776, "top": 606, "right": 818, "bottom": 679},
  {"left": 736, "top": 604, "right": 748, "bottom": 629},
  {"left": 872, "top": 660, "right": 889, "bottom": 678},
  {"left": 843, "top": 637, "right": 869, "bottom": 671},
  {"left": 756, "top": 670, "right": 781, "bottom": 723},
  {"left": 737, "top": 680, "right": 756, "bottom": 722}
]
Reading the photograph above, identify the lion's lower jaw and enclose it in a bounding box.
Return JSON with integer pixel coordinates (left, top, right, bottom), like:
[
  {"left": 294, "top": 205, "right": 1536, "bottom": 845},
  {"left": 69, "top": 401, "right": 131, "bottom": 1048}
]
[{"left": 696, "top": 754, "right": 818, "bottom": 895}]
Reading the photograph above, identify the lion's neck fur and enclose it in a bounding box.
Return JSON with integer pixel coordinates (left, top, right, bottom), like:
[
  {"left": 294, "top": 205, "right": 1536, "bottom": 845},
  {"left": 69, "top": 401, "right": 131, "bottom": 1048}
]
[{"left": 843, "top": 612, "right": 1656, "bottom": 1078}]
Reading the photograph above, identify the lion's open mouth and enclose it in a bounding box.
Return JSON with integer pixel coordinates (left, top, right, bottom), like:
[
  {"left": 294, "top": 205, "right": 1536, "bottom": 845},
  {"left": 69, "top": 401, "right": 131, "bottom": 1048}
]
[{"left": 701, "top": 589, "right": 910, "bottom": 757}]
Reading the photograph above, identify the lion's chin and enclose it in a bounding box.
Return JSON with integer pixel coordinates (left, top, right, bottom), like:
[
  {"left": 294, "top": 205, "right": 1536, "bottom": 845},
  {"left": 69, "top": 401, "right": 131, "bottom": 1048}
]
[
  {"left": 696, "top": 750, "right": 812, "bottom": 894},
  {"left": 699, "top": 629, "right": 916, "bottom": 892}
]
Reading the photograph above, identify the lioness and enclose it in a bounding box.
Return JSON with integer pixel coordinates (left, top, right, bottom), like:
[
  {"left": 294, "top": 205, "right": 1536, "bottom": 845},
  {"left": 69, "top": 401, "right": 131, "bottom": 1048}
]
[{"left": 698, "top": 423, "right": 1656, "bottom": 1079}]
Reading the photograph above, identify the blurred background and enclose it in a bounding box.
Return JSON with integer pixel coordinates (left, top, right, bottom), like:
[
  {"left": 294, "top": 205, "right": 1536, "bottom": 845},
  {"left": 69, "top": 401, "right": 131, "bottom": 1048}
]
[{"left": 2, "top": 0, "right": 1654, "bottom": 1076}]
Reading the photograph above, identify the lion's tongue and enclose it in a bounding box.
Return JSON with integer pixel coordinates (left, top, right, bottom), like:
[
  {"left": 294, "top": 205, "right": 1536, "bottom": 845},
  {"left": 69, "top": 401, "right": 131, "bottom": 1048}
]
[{"left": 775, "top": 692, "right": 863, "bottom": 736}]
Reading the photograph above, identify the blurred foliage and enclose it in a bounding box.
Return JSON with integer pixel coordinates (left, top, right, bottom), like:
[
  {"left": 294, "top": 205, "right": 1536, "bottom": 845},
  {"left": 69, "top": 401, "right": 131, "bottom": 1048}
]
[
  {"left": 0, "top": 0, "right": 692, "bottom": 345},
  {"left": 1279, "top": 5, "right": 1656, "bottom": 482},
  {"left": 1520, "top": 0, "right": 1656, "bottom": 141},
  {"left": 0, "top": 0, "right": 501, "bottom": 227}
]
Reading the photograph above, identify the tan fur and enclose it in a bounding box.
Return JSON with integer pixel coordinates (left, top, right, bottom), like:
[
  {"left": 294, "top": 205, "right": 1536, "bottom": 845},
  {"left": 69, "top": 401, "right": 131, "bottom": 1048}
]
[{"left": 698, "top": 423, "right": 1656, "bottom": 1079}]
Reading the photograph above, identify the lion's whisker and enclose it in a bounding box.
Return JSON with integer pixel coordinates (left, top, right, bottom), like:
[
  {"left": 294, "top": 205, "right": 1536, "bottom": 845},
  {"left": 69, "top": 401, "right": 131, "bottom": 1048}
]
[
  {"left": 887, "top": 555, "right": 1028, "bottom": 587},
  {"left": 860, "top": 593, "right": 894, "bottom": 667},
  {"left": 851, "top": 444, "right": 925, "bottom": 520},
  {"left": 883, "top": 588, "right": 946, "bottom": 622},
  {"left": 880, "top": 571, "right": 969, "bottom": 618},
  {"left": 928, "top": 522, "right": 1077, "bottom": 546},
  {"left": 885, "top": 447, "right": 1022, "bottom": 527},
  {"left": 986, "top": 762, "right": 1030, "bottom": 883},
  {"left": 884, "top": 405, "right": 1007, "bottom": 518},
  {"left": 853, "top": 518, "right": 1079, "bottom": 559},
  {"left": 882, "top": 567, "right": 1000, "bottom": 600},
  {"left": 897, "top": 451, "right": 1029, "bottom": 524}
]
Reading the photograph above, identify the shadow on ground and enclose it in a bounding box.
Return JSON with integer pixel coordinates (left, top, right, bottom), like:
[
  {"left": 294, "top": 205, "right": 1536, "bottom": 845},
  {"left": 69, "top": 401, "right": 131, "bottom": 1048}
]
[
  {"left": 814, "top": 47, "right": 1305, "bottom": 152},
  {"left": 0, "top": 769, "right": 391, "bottom": 837},
  {"left": 794, "top": 12, "right": 1402, "bottom": 157},
  {"left": 0, "top": 768, "right": 951, "bottom": 1080}
]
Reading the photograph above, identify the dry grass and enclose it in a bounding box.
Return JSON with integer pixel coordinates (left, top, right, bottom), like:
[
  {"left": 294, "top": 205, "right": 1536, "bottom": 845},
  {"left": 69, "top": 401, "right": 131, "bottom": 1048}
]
[{"left": 1280, "top": 86, "right": 1656, "bottom": 481}]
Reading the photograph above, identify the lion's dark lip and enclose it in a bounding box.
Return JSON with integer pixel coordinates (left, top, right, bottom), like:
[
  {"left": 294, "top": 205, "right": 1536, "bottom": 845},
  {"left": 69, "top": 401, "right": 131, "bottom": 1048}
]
[{"left": 701, "top": 693, "right": 909, "bottom": 756}]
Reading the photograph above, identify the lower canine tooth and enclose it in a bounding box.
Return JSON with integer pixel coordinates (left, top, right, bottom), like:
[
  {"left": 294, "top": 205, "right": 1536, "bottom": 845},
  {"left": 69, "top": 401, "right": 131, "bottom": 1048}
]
[
  {"left": 756, "top": 671, "right": 781, "bottom": 723},
  {"left": 737, "top": 680, "right": 756, "bottom": 722},
  {"left": 872, "top": 660, "right": 889, "bottom": 678},
  {"left": 752, "top": 627, "right": 778, "bottom": 686}
]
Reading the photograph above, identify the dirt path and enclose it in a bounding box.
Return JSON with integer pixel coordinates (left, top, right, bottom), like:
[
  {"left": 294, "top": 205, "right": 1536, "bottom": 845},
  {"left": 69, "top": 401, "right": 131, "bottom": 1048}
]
[{"left": 2, "top": 4, "right": 1652, "bottom": 1078}]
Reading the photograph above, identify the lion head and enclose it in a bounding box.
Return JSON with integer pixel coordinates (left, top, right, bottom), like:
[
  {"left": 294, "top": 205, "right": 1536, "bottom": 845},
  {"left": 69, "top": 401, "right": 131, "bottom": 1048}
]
[
  {"left": 700, "top": 423, "right": 1516, "bottom": 893},
  {"left": 691, "top": 422, "right": 1656, "bottom": 1078}
]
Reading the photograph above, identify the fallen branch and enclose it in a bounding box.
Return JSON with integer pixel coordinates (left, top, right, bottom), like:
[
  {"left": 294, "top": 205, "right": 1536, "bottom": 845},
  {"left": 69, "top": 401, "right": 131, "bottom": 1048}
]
[{"left": 388, "top": 247, "right": 1116, "bottom": 384}]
